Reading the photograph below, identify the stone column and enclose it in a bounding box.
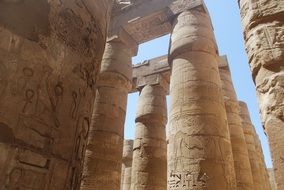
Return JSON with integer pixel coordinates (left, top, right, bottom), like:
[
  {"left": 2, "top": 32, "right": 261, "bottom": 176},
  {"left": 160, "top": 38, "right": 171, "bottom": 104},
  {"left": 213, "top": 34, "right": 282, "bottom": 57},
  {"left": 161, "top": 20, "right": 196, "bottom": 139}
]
[
  {"left": 219, "top": 59, "right": 254, "bottom": 189},
  {"left": 80, "top": 35, "right": 134, "bottom": 189},
  {"left": 238, "top": 1, "right": 284, "bottom": 188},
  {"left": 121, "top": 140, "right": 134, "bottom": 190},
  {"left": 168, "top": 8, "right": 236, "bottom": 189},
  {"left": 239, "top": 101, "right": 263, "bottom": 189},
  {"left": 239, "top": 101, "right": 272, "bottom": 190},
  {"left": 0, "top": 0, "right": 113, "bottom": 189},
  {"left": 131, "top": 80, "right": 168, "bottom": 190},
  {"left": 255, "top": 136, "right": 271, "bottom": 190},
  {"left": 268, "top": 168, "right": 277, "bottom": 190}
]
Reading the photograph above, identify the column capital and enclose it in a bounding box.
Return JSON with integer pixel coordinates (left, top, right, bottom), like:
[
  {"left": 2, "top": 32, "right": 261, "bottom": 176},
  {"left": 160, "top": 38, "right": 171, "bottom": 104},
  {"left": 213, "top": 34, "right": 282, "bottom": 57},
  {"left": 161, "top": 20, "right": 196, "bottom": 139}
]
[
  {"left": 219, "top": 55, "right": 238, "bottom": 101},
  {"left": 136, "top": 74, "right": 169, "bottom": 94},
  {"left": 131, "top": 79, "right": 167, "bottom": 189},
  {"left": 168, "top": 9, "right": 218, "bottom": 65},
  {"left": 108, "top": 27, "right": 138, "bottom": 56},
  {"left": 122, "top": 139, "right": 134, "bottom": 163},
  {"left": 169, "top": 0, "right": 208, "bottom": 16}
]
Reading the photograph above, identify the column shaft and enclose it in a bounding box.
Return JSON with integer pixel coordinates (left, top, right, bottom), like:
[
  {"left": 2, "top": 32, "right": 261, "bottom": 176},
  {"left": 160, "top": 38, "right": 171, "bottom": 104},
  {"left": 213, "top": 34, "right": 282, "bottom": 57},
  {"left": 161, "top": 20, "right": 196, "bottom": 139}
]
[
  {"left": 238, "top": 1, "right": 284, "bottom": 188},
  {"left": 122, "top": 140, "right": 134, "bottom": 190},
  {"left": 239, "top": 101, "right": 272, "bottom": 190},
  {"left": 255, "top": 137, "right": 271, "bottom": 190},
  {"left": 219, "top": 64, "right": 254, "bottom": 189},
  {"left": 168, "top": 9, "right": 236, "bottom": 190},
  {"left": 80, "top": 41, "right": 132, "bottom": 190},
  {"left": 124, "top": 166, "right": 133, "bottom": 190},
  {"left": 268, "top": 168, "right": 277, "bottom": 190},
  {"left": 131, "top": 84, "right": 167, "bottom": 190},
  {"left": 0, "top": 1, "right": 113, "bottom": 189},
  {"left": 239, "top": 102, "right": 263, "bottom": 190}
]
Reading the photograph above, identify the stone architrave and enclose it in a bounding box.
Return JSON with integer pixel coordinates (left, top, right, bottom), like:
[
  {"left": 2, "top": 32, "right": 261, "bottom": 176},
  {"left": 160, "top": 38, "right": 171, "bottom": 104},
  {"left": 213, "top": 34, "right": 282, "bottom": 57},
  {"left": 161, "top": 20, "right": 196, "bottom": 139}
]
[
  {"left": 131, "top": 77, "right": 168, "bottom": 190},
  {"left": 167, "top": 6, "right": 237, "bottom": 190},
  {"left": 219, "top": 59, "right": 254, "bottom": 189},
  {"left": 0, "top": 0, "right": 113, "bottom": 189},
  {"left": 238, "top": 1, "right": 284, "bottom": 188},
  {"left": 121, "top": 140, "right": 134, "bottom": 190},
  {"left": 80, "top": 30, "right": 136, "bottom": 189}
]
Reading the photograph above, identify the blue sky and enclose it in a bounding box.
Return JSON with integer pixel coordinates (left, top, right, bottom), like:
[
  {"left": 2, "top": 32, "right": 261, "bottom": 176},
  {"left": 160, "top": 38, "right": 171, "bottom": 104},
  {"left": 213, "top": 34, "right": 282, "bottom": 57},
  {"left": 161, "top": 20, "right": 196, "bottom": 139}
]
[{"left": 124, "top": 0, "right": 272, "bottom": 167}]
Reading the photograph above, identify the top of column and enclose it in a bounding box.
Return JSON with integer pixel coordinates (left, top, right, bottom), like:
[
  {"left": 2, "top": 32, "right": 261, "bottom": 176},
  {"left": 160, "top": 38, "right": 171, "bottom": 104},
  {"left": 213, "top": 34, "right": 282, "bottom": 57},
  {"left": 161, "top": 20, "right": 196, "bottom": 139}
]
[
  {"left": 218, "top": 55, "right": 238, "bottom": 100},
  {"left": 123, "top": 140, "right": 134, "bottom": 162},
  {"left": 110, "top": 0, "right": 209, "bottom": 45},
  {"left": 239, "top": 101, "right": 253, "bottom": 124}
]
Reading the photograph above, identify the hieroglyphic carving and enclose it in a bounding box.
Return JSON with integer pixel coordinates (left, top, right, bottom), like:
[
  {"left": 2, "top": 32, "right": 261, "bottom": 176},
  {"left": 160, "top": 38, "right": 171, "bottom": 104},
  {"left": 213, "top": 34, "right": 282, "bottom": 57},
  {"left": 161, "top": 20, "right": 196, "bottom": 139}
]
[
  {"left": 168, "top": 6, "right": 237, "bottom": 190},
  {"left": 0, "top": 0, "right": 113, "bottom": 189},
  {"left": 0, "top": 61, "right": 8, "bottom": 99},
  {"left": 239, "top": 0, "right": 284, "bottom": 188},
  {"left": 168, "top": 171, "right": 209, "bottom": 189},
  {"left": 131, "top": 84, "right": 167, "bottom": 189},
  {"left": 245, "top": 23, "right": 284, "bottom": 76},
  {"left": 52, "top": 7, "right": 103, "bottom": 57},
  {"left": 67, "top": 114, "right": 90, "bottom": 189},
  {"left": 4, "top": 149, "right": 50, "bottom": 189},
  {"left": 80, "top": 39, "right": 133, "bottom": 190}
]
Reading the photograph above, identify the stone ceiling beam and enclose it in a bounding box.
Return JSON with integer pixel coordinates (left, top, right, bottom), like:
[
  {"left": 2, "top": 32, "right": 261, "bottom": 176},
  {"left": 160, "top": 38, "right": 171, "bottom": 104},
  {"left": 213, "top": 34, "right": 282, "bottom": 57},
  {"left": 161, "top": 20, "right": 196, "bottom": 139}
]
[
  {"left": 111, "top": 0, "right": 173, "bottom": 28},
  {"left": 131, "top": 52, "right": 226, "bottom": 94},
  {"left": 110, "top": 0, "right": 207, "bottom": 44},
  {"left": 131, "top": 55, "right": 170, "bottom": 93}
]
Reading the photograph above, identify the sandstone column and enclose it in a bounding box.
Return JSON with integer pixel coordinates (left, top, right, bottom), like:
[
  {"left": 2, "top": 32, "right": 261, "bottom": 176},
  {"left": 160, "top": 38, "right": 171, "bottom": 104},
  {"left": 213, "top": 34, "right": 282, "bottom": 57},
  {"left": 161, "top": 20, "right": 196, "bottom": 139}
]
[
  {"left": 168, "top": 7, "right": 236, "bottom": 189},
  {"left": 255, "top": 136, "right": 271, "bottom": 190},
  {"left": 238, "top": 1, "right": 284, "bottom": 188},
  {"left": 219, "top": 58, "right": 254, "bottom": 189},
  {"left": 121, "top": 140, "right": 134, "bottom": 190},
  {"left": 268, "top": 168, "right": 277, "bottom": 190},
  {"left": 239, "top": 101, "right": 272, "bottom": 190},
  {"left": 131, "top": 81, "right": 168, "bottom": 190},
  {"left": 239, "top": 101, "right": 263, "bottom": 189},
  {"left": 80, "top": 36, "right": 134, "bottom": 189},
  {"left": 0, "top": 0, "right": 113, "bottom": 189}
]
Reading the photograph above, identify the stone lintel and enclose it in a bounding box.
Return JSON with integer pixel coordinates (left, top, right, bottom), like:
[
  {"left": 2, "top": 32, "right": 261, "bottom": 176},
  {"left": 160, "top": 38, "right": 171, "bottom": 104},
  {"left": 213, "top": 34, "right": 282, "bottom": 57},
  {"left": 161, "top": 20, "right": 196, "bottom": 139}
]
[
  {"left": 110, "top": 0, "right": 206, "bottom": 44},
  {"left": 131, "top": 53, "right": 228, "bottom": 93},
  {"left": 131, "top": 55, "right": 170, "bottom": 93}
]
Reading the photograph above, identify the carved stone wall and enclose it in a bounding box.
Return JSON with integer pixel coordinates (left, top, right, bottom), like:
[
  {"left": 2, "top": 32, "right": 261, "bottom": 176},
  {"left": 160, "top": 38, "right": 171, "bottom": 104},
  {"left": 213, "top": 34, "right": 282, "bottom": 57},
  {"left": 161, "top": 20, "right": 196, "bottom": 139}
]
[
  {"left": 0, "top": 0, "right": 113, "bottom": 189},
  {"left": 238, "top": 0, "right": 284, "bottom": 188}
]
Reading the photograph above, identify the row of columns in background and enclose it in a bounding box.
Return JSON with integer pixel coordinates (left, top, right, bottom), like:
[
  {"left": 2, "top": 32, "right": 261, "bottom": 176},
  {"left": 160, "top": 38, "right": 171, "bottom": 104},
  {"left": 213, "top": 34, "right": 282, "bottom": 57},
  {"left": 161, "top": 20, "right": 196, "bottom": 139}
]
[
  {"left": 121, "top": 99, "right": 271, "bottom": 190},
  {"left": 120, "top": 56, "right": 271, "bottom": 190},
  {"left": 82, "top": 5, "right": 279, "bottom": 190},
  {"left": 118, "top": 8, "right": 272, "bottom": 189}
]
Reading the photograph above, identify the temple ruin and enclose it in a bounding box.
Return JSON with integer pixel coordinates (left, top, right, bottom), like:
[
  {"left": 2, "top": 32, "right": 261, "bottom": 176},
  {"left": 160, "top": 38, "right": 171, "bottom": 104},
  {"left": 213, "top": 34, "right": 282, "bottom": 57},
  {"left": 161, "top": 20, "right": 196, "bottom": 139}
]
[{"left": 0, "top": 0, "right": 283, "bottom": 189}]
